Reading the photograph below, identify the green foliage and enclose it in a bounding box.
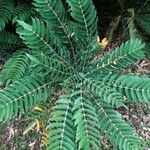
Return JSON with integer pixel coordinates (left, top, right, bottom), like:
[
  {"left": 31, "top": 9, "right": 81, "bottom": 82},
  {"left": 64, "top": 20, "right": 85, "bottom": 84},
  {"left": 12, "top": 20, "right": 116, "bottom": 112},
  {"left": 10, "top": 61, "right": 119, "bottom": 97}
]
[
  {"left": 0, "top": 0, "right": 150, "bottom": 150},
  {"left": 72, "top": 88, "right": 101, "bottom": 150},
  {"left": 12, "top": 3, "right": 32, "bottom": 24},
  {"left": 33, "top": 0, "right": 72, "bottom": 48},
  {"left": 102, "top": 73, "right": 150, "bottom": 104},
  {"left": 94, "top": 39, "right": 145, "bottom": 73},
  {"left": 27, "top": 52, "right": 73, "bottom": 79},
  {"left": 103, "top": 0, "right": 150, "bottom": 55},
  {"left": 136, "top": 2, "right": 150, "bottom": 35},
  {"left": 48, "top": 92, "right": 76, "bottom": 150},
  {"left": 67, "top": 0, "right": 98, "bottom": 44},
  {"left": 0, "top": 0, "right": 14, "bottom": 31},
  {"left": 96, "top": 100, "right": 143, "bottom": 150},
  {"left": 0, "top": 49, "right": 30, "bottom": 85},
  {"left": 0, "top": 75, "right": 50, "bottom": 122},
  {"left": 84, "top": 78, "right": 126, "bottom": 108},
  {"left": 0, "top": 31, "right": 22, "bottom": 51},
  {"left": 17, "top": 18, "right": 52, "bottom": 53}
]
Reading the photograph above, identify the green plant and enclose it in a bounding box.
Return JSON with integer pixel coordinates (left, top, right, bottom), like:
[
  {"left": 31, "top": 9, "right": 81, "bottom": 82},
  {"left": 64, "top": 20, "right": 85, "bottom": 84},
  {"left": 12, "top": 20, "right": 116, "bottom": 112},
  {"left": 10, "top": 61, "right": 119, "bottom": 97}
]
[
  {"left": 0, "top": 0, "right": 150, "bottom": 150},
  {"left": 106, "top": 0, "right": 150, "bottom": 52}
]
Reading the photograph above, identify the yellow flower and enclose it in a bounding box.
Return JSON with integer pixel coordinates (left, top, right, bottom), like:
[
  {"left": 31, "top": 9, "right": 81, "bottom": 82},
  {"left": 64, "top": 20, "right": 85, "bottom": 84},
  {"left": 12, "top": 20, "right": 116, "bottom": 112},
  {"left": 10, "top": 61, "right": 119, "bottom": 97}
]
[
  {"left": 36, "top": 119, "right": 40, "bottom": 132},
  {"left": 34, "top": 106, "right": 44, "bottom": 112},
  {"left": 97, "top": 37, "right": 109, "bottom": 48}
]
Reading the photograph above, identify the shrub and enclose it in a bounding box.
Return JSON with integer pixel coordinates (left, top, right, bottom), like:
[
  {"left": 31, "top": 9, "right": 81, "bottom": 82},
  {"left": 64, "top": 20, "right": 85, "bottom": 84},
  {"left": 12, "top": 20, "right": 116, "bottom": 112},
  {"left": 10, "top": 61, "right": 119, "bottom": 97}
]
[{"left": 0, "top": 0, "right": 150, "bottom": 149}]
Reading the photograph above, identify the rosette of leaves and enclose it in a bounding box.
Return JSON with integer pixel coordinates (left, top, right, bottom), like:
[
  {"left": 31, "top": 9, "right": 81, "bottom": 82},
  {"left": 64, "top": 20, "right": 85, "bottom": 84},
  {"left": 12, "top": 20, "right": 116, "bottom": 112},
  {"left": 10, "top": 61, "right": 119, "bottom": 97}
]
[{"left": 0, "top": 0, "right": 149, "bottom": 150}]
